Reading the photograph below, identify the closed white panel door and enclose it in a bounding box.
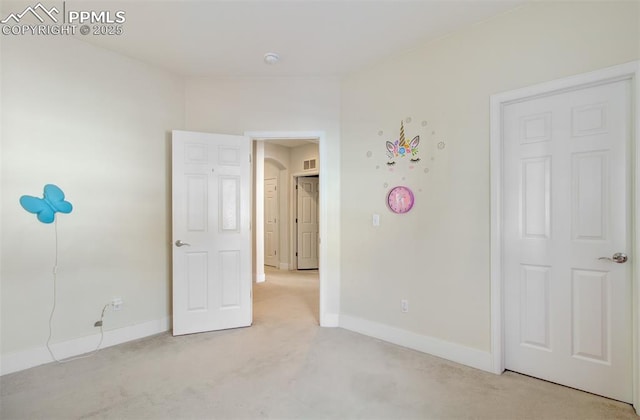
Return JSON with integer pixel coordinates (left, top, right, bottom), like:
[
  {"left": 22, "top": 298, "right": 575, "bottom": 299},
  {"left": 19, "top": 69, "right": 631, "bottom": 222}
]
[
  {"left": 503, "top": 80, "right": 632, "bottom": 402},
  {"left": 297, "top": 177, "right": 319, "bottom": 270},
  {"left": 264, "top": 177, "right": 279, "bottom": 268},
  {"left": 172, "top": 130, "right": 252, "bottom": 336}
]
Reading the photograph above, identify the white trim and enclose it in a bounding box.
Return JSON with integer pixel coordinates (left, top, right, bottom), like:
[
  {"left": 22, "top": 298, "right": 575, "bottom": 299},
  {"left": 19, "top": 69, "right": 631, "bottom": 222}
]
[
  {"left": 254, "top": 141, "right": 265, "bottom": 283},
  {"left": 290, "top": 175, "right": 298, "bottom": 271},
  {"left": 322, "top": 313, "right": 340, "bottom": 328},
  {"left": 244, "top": 131, "right": 330, "bottom": 327},
  {"left": 634, "top": 60, "right": 640, "bottom": 417},
  {"left": 340, "top": 315, "right": 492, "bottom": 372},
  {"left": 490, "top": 60, "right": 640, "bottom": 413},
  {"left": 278, "top": 263, "right": 290, "bottom": 271},
  {"left": 1, "top": 316, "right": 170, "bottom": 376},
  {"left": 292, "top": 170, "right": 319, "bottom": 177}
]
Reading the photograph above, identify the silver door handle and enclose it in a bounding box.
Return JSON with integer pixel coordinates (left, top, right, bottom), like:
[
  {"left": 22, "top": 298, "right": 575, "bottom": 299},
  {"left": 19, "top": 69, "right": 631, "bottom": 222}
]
[
  {"left": 598, "top": 252, "right": 627, "bottom": 264},
  {"left": 175, "top": 240, "right": 191, "bottom": 247}
]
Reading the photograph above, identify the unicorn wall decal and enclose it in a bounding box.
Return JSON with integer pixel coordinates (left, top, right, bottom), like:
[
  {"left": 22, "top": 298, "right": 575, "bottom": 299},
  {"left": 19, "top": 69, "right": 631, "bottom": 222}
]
[{"left": 386, "top": 121, "right": 420, "bottom": 165}]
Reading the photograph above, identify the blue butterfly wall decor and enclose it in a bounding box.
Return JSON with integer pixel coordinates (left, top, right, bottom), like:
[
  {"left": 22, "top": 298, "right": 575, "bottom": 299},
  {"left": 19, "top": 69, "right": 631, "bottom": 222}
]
[{"left": 20, "top": 184, "right": 73, "bottom": 224}]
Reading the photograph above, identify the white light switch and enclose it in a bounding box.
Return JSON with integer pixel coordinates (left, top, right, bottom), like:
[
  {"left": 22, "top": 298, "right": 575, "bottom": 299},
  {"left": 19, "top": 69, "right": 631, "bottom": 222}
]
[{"left": 372, "top": 213, "right": 380, "bottom": 227}]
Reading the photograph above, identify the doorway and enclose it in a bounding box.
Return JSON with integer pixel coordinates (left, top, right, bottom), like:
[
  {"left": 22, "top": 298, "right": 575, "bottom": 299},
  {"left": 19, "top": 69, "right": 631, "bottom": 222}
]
[
  {"left": 490, "top": 61, "right": 639, "bottom": 410},
  {"left": 247, "top": 131, "right": 326, "bottom": 325}
]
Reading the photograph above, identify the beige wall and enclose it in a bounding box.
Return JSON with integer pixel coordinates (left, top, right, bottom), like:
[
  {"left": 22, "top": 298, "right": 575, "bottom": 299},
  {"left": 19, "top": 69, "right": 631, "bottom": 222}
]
[
  {"left": 185, "top": 77, "right": 341, "bottom": 318},
  {"left": 264, "top": 160, "right": 281, "bottom": 180},
  {"left": 340, "top": 1, "right": 640, "bottom": 351},
  {"left": 290, "top": 143, "right": 320, "bottom": 174},
  {"left": 1, "top": 36, "right": 185, "bottom": 354}
]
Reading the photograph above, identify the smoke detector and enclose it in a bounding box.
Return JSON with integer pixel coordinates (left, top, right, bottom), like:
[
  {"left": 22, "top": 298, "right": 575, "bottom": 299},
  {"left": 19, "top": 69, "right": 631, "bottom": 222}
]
[{"left": 264, "top": 53, "right": 280, "bottom": 65}]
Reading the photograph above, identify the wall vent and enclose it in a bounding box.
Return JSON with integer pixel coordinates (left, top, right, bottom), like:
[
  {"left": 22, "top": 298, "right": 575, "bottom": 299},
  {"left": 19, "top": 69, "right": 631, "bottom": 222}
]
[{"left": 303, "top": 159, "right": 317, "bottom": 171}]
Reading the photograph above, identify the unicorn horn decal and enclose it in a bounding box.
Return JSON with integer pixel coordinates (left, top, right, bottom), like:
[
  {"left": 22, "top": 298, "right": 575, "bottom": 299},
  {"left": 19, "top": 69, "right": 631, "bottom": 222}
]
[{"left": 398, "top": 121, "right": 408, "bottom": 148}]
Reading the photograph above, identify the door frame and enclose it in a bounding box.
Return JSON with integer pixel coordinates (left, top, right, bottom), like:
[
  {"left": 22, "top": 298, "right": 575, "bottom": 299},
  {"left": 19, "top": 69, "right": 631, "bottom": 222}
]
[
  {"left": 490, "top": 61, "right": 640, "bottom": 412},
  {"left": 246, "top": 130, "right": 327, "bottom": 325}
]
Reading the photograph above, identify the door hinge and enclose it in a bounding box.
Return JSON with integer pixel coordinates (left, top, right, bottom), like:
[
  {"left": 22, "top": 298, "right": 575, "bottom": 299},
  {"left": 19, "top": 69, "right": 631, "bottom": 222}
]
[
  {"left": 249, "top": 154, "right": 252, "bottom": 163},
  {"left": 274, "top": 250, "right": 277, "bottom": 256},
  {"left": 296, "top": 252, "right": 298, "bottom": 256},
  {"left": 295, "top": 218, "right": 298, "bottom": 223},
  {"left": 295, "top": 185, "right": 298, "bottom": 190}
]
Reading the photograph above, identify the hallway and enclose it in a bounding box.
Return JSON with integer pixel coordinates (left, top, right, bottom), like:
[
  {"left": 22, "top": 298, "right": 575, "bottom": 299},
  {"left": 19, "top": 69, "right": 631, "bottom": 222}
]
[{"left": 255, "top": 267, "right": 320, "bottom": 326}]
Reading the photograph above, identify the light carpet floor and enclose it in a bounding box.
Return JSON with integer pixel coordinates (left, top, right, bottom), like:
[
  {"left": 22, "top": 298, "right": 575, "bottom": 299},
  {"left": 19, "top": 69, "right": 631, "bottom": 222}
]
[{"left": 0, "top": 267, "right": 636, "bottom": 419}]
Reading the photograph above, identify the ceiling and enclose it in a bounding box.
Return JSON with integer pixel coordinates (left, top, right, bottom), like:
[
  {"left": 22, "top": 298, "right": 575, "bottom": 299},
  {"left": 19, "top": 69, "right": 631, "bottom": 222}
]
[
  {"left": 70, "top": 0, "right": 527, "bottom": 78},
  {"left": 3, "top": 1, "right": 527, "bottom": 77}
]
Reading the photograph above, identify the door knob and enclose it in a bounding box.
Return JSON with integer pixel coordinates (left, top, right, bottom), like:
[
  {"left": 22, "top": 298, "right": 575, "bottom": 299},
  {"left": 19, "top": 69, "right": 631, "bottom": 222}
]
[
  {"left": 598, "top": 252, "right": 627, "bottom": 263},
  {"left": 175, "top": 240, "right": 191, "bottom": 247}
]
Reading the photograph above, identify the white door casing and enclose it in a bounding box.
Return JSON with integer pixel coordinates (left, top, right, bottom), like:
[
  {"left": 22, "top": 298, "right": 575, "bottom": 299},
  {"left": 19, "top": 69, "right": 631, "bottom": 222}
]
[
  {"left": 245, "top": 130, "right": 336, "bottom": 327},
  {"left": 297, "top": 176, "right": 319, "bottom": 270},
  {"left": 264, "top": 177, "right": 279, "bottom": 268},
  {"left": 172, "top": 130, "right": 252, "bottom": 336},
  {"left": 491, "top": 61, "right": 639, "bottom": 412}
]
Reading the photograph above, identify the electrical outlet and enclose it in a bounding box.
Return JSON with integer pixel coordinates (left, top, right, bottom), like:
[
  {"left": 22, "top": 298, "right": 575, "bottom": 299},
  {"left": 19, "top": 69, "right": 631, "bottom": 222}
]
[
  {"left": 401, "top": 299, "right": 409, "bottom": 313},
  {"left": 111, "top": 297, "right": 123, "bottom": 311}
]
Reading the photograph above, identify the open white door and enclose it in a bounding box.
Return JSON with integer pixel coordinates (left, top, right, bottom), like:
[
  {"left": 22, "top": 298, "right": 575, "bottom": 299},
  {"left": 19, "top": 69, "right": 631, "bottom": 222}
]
[
  {"left": 172, "top": 130, "right": 252, "bottom": 336},
  {"left": 297, "top": 176, "right": 319, "bottom": 270}
]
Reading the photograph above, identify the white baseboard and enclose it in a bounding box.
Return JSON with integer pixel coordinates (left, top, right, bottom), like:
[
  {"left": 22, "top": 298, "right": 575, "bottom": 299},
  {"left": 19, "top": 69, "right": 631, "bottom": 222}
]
[
  {"left": 256, "top": 272, "right": 266, "bottom": 283},
  {"left": 1, "top": 316, "right": 171, "bottom": 376},
  {"left": 320, "top": 312, "right": 340, "bottom": 327},
  {"left": 339, "top": 314, "right": 493, "bottom": 372},
  {"left": 279, "top": 263, "right": 290, "bottom": 271}
]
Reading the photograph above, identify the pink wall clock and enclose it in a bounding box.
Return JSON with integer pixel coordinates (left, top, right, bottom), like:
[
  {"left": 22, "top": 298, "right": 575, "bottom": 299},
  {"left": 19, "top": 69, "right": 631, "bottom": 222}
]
[{"left": 387, "top": 186, "right": 415, "bottom": 214}]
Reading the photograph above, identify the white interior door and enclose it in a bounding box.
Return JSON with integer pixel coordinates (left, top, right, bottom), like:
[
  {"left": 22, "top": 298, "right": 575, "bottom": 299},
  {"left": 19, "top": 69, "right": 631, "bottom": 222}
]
[
  {"left": 264, "top": 177, "right": 279, "bottom": 268},
  {"left": 297, "top": 176, "right": 319, "bottom": 270},
  {"left": 503, "top": 80, "right": 632, "bottom": 401},
  {"left": 172, "top": 130, "right": 252, "bottom": 336}
]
